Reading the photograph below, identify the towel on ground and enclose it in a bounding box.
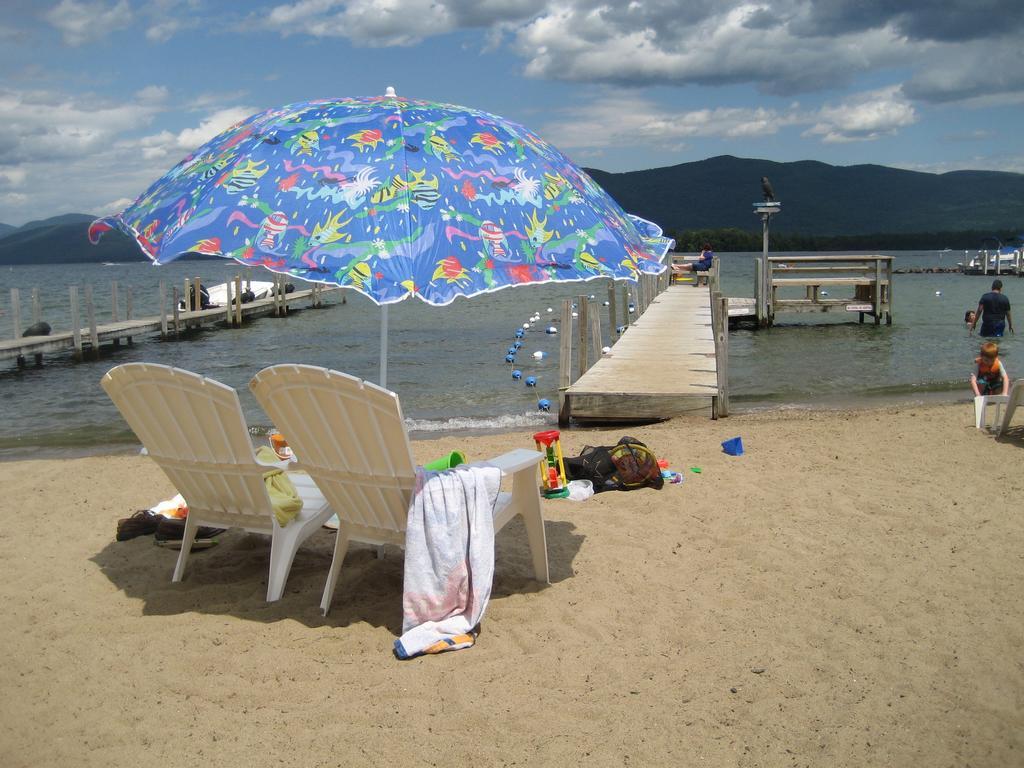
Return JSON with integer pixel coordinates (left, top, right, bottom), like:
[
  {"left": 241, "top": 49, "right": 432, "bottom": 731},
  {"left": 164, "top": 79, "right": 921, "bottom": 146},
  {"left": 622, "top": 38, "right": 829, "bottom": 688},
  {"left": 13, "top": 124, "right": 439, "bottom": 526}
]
[
  {"left": 395, "top": 464, "right": 501, "bottom": 659},
  {"left": 255, "top": 446, "right": 303, "bottom": 526}
]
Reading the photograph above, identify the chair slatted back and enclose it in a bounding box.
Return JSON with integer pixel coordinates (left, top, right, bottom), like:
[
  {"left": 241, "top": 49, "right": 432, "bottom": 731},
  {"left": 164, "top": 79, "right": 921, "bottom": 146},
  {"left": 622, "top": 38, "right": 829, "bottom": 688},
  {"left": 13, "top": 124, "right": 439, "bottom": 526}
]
[
  {"left": 101, "top": 363, "right": 273, "bottom": 528},
  {"left": 250, "top": 365, "right": 416, "bottom": 535}
]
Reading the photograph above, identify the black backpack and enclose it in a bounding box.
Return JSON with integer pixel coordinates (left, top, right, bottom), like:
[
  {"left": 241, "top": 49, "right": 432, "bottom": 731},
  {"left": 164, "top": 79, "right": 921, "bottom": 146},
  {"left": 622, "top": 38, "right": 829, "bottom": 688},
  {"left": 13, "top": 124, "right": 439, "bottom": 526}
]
[{"left": 564, "top": 436, "right": 664, "bottom": 493}]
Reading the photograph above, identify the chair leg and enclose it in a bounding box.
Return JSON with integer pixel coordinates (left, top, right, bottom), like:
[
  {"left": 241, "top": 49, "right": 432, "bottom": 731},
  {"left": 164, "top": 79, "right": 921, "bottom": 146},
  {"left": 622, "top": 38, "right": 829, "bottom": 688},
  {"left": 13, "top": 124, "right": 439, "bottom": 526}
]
[
  {"left": 171, "top": 515, "right": 201, "bottom": 582},
  {"left": 321, "top": 526, "right": 352, "bottom": 616},
  {"left": 510, "top": 468, "right": 550, "bottom": 583},
  {"left": 266, "top": 526, "right": 303, "bottom": 602},
  {"left": 975, "top": 396, "right": 987, "bottom": 429}
]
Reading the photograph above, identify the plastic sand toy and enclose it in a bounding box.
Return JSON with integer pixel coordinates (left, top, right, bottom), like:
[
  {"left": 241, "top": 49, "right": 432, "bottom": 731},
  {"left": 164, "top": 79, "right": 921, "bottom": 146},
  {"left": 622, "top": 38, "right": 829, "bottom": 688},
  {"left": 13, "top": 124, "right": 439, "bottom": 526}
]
[{"left": 533, "top": 429, "right": 570, "bottom": 498}]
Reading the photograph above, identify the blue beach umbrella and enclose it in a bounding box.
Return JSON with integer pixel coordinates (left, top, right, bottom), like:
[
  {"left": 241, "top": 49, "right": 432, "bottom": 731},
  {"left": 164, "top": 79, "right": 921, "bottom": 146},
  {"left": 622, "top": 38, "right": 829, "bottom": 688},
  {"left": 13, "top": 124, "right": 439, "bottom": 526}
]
[{"left": 90, "top": 88, "right": 673, "bottom": 385}]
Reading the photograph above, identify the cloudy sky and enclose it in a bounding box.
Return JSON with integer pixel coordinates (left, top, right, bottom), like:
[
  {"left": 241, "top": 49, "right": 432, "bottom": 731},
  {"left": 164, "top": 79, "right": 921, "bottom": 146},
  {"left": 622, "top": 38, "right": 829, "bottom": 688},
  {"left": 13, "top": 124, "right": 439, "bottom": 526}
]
[{"left": 1, "top": 0, "right": 1022, "bottom": 226}]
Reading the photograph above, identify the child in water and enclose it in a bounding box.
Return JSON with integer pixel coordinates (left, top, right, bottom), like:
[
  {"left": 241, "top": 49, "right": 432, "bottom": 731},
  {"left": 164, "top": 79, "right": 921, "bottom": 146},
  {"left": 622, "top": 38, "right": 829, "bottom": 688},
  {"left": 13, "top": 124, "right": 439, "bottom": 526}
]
[
  {"left": 970, "top": 341, "right": 1010, "bottom": 396},
  {"left": 964, "top": 309, "right": 976, "bottom": 328}
]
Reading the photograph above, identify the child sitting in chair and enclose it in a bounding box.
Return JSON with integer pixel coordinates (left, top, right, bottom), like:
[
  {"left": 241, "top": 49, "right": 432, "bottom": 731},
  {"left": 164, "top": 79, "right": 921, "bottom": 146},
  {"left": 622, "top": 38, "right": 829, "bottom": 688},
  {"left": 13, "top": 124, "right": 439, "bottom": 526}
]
[{"left": 971, "top": 341, "right": 1010, "bottom": 396}]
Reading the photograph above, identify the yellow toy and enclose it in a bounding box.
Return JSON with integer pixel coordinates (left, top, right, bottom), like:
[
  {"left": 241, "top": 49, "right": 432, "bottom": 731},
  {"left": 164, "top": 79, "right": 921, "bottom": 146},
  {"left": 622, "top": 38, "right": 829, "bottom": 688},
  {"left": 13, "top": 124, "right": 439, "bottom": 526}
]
[{"left": 533, "top": 429, "right": 569, "bottom": 498}]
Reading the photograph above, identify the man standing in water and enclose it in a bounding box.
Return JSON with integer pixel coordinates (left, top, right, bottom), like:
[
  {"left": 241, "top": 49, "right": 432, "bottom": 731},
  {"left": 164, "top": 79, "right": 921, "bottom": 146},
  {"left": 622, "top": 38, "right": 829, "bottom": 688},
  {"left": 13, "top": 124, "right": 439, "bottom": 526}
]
[{"left": 970, "top": 279, "right": 1014, "bottom": 337}]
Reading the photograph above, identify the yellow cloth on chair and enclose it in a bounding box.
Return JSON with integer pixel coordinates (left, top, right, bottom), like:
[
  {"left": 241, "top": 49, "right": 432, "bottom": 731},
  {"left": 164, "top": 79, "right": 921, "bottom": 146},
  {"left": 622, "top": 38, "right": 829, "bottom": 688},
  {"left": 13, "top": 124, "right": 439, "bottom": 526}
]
[{"left": 255, "top": 446, "right": 304, "bottom": 526}]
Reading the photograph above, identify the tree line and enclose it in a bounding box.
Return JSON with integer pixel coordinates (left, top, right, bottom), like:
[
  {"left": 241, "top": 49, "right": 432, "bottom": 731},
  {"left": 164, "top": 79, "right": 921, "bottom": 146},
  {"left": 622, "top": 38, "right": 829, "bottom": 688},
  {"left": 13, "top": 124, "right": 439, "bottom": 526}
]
[{"left": 668, "top": 228, "right": 1024, "bottom": 253}]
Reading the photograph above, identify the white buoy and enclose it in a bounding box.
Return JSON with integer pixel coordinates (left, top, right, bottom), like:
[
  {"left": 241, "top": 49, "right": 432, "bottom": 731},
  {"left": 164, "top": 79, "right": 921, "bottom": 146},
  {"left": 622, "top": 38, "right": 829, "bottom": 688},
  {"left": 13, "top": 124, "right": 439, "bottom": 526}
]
[
  {"left": 602, "top": 301, "right": 609, "bottom": 306},
  {"left": 546, "top": 326, "right": 558, "bottom": 334},
  {"left": 532, "top": 350, "right": 545, "bottom": 360},
  {"left": 522, "top": 322, "right": 530, "bottom": 329},
  {"left": 589, "top": 294, "right": 595, "bottom": 300},
  {"left": 935, "top": 290, "right": 942, "bottom": 296},
  {"left": 571, "top": 311, "right": 578, "bottom": 318},
  {"left": 820, "top": 290, "right": 829, "bottom": 297},
  {"left": 602, "top": 346, "right": 612, "bottom": 355},
  {"left": 546, "top": 307, "right": 553, "bottom": 313}
]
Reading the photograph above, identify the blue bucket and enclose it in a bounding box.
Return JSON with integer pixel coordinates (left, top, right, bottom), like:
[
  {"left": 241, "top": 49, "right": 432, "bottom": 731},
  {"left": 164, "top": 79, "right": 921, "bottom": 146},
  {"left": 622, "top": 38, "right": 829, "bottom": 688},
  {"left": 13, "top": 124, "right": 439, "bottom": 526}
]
[{"left": 721, "top": 437, "right": 744, "bottom": 456}]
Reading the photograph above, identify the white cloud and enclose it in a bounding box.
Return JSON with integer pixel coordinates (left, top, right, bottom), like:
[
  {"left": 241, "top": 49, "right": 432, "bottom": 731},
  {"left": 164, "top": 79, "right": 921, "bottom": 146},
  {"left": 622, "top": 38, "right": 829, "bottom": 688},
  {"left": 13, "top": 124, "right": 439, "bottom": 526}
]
[
  {"left": 0, "top": 87, "right": 254, "bottom": 224},
  {"left": 45, "top": 0, "right": 132, "bottom": 46},
  {"left": 803, "top": 86, "right": 917, "bottom": 143},
  {"left": 262, "top": 0, "right": 545, "bottom": 45}
]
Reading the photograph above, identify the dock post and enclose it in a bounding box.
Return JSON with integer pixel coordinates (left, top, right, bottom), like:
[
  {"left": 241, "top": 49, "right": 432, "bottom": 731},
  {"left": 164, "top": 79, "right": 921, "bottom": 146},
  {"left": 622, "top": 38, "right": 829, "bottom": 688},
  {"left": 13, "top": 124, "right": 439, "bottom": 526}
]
[
  {"left": 110, "top": 281, "right": 120, "bottom": 347},
  {"left": 558, "top": 298, "right": 573, "bottom": 426},
  {"left": 754, "top": 259, "right": 763, "bottom": 325},
  {"left": 607, "top": 281, "right": 617, "bottom": 340},
  {"left": 159, "top": 281, "right": 168, "bottom": 338},
  {"left": 70, "top": 286, "right": 82, "bottom": 360},
  {"left": 125, "top": 286, "right": 133, "bottom": 345},
  {"left": 172, "top": 287, "right": 181, "bottom": 337},
  {"left": 874, "top": 258, "right": 882, "bottom": 325},
  {"left": 718, "top": 294, "right": 730, "bottom": 417},
  {"left": 886, "top": 257, "right": 894, "bottom": 324},
  {"left": 85, "top": 285, "right": 99, "bottom": 359},
  {"left": 11, "top": 288, "right": 21, "bottom": 339},
  {"left": 234, "top": 275, "right": 243, "bottom": 326},
  {"left": 589, "top": 298, "right": 602, "bottom": 364},
  {"left": 711, "top": 290, "right": 723, "bottom": 419},
  {"left": 577, "top": 294, "right": 589, "bottom": 375}
]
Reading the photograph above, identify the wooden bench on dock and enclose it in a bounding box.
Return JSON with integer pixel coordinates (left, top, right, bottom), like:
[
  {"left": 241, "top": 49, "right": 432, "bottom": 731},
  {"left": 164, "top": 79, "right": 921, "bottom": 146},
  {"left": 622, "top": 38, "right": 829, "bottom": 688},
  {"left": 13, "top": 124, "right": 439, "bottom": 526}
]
[{"left": 765, "top": 255, "right": 893, "bottom": 325}]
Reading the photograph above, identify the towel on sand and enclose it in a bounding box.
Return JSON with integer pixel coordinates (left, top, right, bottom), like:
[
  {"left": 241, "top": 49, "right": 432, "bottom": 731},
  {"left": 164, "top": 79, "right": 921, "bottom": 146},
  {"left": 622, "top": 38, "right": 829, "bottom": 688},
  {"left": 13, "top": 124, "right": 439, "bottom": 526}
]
[
  {"left": 395, "top": 464, "right": 501, "bottom": 659},
  {"left": 255, "top": 446, "right": 303, "bottom": 526}
]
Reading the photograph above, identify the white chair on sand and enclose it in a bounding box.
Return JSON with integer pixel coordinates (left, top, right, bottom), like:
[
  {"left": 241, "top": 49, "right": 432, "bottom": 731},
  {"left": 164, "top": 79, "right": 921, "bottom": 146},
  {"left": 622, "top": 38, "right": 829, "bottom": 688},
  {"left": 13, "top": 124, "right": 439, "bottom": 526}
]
[
  {"left": 975, "top": 394, "right": 1009, "bottom": 431},
  {"left": 101, "top": 363, "right": 334, "bottom": 601},
  {"left": 249, "top": 364, "right": 550, "bottom": 616},
  {"left": 996, "top": 378, "right": 1024, "bottom": 436}
]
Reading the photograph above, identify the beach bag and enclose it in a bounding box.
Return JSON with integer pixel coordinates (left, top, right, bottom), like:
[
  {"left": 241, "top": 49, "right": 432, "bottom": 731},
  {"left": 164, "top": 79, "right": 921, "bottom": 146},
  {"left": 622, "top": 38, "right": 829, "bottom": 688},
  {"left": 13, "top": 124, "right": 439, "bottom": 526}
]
[{"left": 564, "top": 436, "right": 664, "bottom": 493}]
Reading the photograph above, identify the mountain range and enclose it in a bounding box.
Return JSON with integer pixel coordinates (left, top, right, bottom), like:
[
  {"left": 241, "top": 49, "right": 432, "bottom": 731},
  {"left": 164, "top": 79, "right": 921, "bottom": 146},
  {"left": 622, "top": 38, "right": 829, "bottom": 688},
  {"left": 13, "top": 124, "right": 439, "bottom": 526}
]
[{"left": 2, "top": 155, "right": 1023, "bottom": 265}]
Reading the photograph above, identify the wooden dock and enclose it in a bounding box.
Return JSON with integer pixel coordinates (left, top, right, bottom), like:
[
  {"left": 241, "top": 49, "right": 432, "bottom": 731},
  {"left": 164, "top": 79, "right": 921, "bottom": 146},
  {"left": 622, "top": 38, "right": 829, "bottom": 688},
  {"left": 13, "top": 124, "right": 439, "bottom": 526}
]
[
  {"left": 1, "top": 281, "right": 339, "bottom": 367},
  {"left": 561, "top": 283, "right": 722, "bottom": 422}
]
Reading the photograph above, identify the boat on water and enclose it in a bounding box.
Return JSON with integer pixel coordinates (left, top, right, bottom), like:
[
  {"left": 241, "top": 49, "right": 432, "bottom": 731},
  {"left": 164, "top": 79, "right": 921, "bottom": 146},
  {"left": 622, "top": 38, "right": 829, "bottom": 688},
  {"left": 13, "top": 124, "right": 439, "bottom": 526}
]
[
  {"left": 178, "top": 280, "right": 282, "bottom": 309},
  {"left": 958, "top": 236, "right": 1023, "bottom": 275}
]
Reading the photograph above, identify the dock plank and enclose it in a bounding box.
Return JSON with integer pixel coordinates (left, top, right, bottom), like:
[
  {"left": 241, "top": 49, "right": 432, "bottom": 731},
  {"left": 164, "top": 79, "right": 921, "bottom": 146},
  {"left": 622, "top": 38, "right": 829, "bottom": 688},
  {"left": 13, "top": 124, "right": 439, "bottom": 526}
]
[{"left": 564, "top": 285, "right": 717, "bottom": 421}]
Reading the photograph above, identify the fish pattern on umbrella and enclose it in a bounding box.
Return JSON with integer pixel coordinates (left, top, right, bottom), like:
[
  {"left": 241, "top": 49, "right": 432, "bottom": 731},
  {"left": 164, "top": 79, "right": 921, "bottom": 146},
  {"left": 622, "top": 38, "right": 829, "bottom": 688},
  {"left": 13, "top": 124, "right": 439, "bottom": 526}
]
[{"left": 90, "top": 95, "right": 672, "bottom": 306}]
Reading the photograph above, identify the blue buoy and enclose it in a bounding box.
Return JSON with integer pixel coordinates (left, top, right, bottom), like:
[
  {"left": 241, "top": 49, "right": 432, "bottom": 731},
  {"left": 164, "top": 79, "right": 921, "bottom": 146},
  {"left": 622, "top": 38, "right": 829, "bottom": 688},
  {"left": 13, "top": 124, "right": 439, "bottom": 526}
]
[
  {"left": 513, "top": 340, "right": 522, "bottom": 350},
  {"left": 525, "top": 376, "right": 537, "bottom": 387},
  {"left": 507, "top": 346, "right": 517, "bottom": 355},
  {"left": 514, "top": 328, "right": 525, "bottom": 339},
  {"left": 512, "top": 369, "right": 522, "bottom": 380},
  {"left": 505, "top": 353, "right": 515, "bottom": 363},
  {"left": 538, "top": 398, "right": 551, "bottom": 412}
]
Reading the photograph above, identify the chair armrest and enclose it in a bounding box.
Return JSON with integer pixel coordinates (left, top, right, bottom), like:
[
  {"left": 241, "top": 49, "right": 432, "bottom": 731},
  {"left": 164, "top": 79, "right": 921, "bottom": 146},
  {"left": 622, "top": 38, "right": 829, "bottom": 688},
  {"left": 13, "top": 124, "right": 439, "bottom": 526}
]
[
  {"left": 255, "top": 455, "right": 293, "bottom": 471},
  {"left": 487, "top": 448, "right": 544, "bottom": 475}
]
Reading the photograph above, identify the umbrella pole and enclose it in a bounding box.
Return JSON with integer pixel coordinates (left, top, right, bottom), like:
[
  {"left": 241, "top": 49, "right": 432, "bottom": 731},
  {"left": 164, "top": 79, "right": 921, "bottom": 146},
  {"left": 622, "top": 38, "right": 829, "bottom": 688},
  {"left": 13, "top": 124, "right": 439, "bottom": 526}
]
[{"left": 379, "top": 304, "right": 389, "bottom": 390}]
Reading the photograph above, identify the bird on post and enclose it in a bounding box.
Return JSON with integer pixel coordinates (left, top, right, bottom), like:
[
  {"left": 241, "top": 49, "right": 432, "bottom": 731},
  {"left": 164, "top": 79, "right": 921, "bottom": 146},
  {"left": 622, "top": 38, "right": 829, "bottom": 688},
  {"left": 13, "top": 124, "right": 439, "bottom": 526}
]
[{"left": 761, "top": 176, "right": 776, "bottom": 202}]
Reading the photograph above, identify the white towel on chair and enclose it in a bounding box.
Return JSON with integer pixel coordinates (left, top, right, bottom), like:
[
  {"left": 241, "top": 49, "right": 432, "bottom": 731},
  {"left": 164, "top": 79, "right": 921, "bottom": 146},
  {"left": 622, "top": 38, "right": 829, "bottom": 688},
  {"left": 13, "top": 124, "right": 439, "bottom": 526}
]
[{"left": 395, "top": 464, "right": 500, "bottom": 659}]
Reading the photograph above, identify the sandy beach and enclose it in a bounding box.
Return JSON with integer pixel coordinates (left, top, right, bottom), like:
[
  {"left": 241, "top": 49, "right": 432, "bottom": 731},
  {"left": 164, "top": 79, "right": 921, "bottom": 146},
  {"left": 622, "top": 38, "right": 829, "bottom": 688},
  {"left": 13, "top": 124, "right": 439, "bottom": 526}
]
[{"left": 0, "top": 402, "right": 1021, "bottom": 767}]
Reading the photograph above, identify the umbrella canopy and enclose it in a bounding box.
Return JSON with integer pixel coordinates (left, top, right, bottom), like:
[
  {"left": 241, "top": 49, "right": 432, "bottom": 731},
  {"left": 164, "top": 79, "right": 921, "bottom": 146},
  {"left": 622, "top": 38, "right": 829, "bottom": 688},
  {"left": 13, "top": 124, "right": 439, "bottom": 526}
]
[{"left": 90, "top": 90, "right": 672, "bottom": 307}]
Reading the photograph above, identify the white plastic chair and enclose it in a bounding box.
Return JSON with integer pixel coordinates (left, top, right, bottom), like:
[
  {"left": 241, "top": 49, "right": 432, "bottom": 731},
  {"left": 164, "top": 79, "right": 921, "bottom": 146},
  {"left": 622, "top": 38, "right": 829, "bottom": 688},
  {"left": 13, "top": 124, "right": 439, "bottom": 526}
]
[
  {"left": 101, "top": 363, "right": 334, "bottom": 601},
  {"left": 249, "top": 364, "right": 550, "bottom": 615},
  {"left": 996, "top": 378, "right": 1024, "bottom": 435},
  {"left": 975, "top": 394, "right": 1009, "bottom": 431}
]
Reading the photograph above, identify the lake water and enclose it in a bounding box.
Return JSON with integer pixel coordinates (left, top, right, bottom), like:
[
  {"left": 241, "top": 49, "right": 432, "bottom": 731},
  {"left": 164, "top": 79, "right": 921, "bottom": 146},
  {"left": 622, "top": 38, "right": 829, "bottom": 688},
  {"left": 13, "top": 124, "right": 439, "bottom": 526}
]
[{"left": 1, "top": 250, "right": 1019, "bottom": 459}]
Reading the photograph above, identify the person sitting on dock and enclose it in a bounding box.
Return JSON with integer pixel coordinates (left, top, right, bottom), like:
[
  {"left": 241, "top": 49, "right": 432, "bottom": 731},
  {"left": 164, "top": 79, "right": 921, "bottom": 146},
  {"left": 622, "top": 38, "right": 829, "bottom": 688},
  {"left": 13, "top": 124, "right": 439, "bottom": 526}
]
[
  {"left": 970, "top": 279, "right": 1013, "bottom": 337},
  {"left": 970, "top": 341, "right": 1009, "bottom": 396},
  {"left": 672, "top": 243, "right": 715, "bottom": 284}
]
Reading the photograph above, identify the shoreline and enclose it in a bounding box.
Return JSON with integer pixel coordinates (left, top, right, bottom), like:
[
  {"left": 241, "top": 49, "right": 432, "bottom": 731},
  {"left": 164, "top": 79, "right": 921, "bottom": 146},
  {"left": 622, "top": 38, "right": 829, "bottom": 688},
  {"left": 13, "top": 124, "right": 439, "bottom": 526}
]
[{"left": 1, "top": 388, "right": 979, "bottom": 463}]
